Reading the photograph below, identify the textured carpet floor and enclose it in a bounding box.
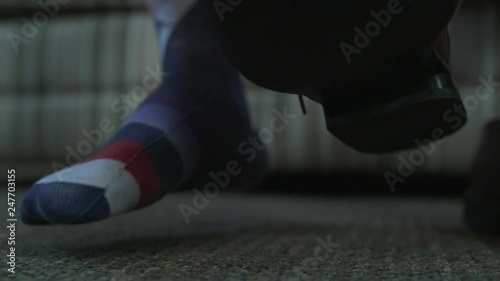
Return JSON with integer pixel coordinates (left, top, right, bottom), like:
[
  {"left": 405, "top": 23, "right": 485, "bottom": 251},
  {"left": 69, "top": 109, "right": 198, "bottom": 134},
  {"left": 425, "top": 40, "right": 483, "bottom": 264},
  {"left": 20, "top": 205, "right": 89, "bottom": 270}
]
[{"left": 1, "top": 190, "right": 500, "bottom": 281}]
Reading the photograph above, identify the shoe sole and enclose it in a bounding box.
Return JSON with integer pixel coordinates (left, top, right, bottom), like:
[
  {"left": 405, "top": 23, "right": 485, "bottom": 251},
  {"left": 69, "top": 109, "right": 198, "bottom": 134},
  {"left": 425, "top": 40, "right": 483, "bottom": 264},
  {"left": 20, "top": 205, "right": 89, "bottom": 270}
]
[
  {"left": 322, "top": 42, "right": 467, "bottom": 153},
  {"left": 324, "top": 72, "right": 466, "bottom": 153}
]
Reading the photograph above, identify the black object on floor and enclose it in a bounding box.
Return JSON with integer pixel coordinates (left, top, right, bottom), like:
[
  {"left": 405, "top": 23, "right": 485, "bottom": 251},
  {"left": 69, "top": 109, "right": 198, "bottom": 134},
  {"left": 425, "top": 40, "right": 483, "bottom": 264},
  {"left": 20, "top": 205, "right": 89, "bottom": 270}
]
[{"left": 465, "top": 120, "right": 500, "bottom": 234}]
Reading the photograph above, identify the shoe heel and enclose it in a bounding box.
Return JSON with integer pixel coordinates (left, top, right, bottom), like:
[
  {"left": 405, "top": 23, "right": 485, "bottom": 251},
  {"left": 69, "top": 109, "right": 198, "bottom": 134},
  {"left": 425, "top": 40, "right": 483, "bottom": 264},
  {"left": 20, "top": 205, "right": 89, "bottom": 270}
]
[{"left": 322, "top": 47, "right": 467, "bottom": 153}]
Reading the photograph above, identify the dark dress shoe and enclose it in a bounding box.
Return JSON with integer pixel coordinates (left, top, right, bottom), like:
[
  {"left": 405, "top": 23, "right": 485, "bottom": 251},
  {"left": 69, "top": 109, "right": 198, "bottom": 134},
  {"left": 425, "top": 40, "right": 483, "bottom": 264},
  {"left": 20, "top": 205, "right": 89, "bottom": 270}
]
[{"left": 212, "top": 0, "right": 466, "bottom": 152}]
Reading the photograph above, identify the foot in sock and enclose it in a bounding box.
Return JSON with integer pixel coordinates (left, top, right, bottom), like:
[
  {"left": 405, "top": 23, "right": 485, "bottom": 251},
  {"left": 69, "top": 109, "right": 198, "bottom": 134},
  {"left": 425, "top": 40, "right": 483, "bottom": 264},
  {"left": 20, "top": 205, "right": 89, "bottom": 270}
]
[{"left": 20, "top": 0, "right": 267, "bottom": 225}]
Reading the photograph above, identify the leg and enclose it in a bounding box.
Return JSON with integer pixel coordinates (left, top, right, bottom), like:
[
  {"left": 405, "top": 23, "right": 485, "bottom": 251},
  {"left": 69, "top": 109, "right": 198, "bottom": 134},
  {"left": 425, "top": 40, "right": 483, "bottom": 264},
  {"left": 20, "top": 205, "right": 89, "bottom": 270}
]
[{"left": 20, "top": 0, "right": 267, "bottom": 225}]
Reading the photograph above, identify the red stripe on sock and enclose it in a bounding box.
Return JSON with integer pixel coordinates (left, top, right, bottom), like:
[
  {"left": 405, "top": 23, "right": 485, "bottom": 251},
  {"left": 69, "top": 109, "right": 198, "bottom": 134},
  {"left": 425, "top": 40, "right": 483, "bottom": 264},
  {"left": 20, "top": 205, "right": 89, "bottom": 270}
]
[{"left": 85, "top": 140, "right": 162, "bottom": 207}]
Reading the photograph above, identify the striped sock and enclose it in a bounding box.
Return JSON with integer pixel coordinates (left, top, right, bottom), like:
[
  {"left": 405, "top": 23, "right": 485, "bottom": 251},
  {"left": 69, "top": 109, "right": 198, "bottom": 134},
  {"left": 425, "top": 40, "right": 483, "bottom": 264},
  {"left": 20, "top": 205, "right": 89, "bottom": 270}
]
[{"left": 20, "top": 0, "right": 267, "bottom": 225}]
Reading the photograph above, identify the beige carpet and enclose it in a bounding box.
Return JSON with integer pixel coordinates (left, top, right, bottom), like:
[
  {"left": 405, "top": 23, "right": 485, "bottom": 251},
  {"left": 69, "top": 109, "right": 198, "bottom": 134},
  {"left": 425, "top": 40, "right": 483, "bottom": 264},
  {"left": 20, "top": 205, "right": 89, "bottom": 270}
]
[{"left": 1, "top": 189, "right": 500, "bottom": 281}]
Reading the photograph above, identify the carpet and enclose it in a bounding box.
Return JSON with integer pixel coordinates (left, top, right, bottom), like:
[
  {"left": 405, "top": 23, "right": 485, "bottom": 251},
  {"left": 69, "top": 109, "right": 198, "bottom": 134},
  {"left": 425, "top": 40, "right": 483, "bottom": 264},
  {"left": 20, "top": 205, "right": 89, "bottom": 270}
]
[{"left": 1, "top": 189, "right": 499, "bottom": 280}]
